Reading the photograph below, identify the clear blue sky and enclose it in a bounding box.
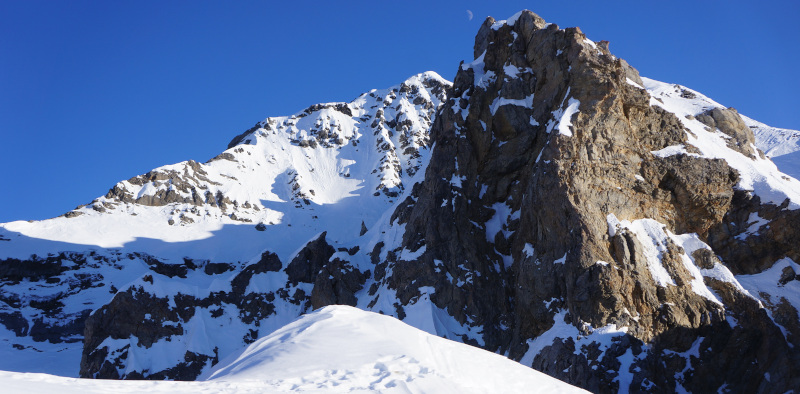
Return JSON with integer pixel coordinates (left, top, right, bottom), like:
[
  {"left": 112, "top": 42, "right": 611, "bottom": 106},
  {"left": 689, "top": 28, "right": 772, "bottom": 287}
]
[{"left": 1, "top": 1, "right": 798, "bottom": 222}]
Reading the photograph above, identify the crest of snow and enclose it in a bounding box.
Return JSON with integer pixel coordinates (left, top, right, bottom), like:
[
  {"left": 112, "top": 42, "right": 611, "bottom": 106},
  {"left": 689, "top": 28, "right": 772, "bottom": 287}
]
[
  {"left": 489, "top": 94, "right": 535, "bottom": 115},
  {"left": 491, "top": 10, "right": 525, "bottom": 30},
  {"left": 203, "top": 305, "right": 585, "bottom": 392},
  {"left": 553, "top": 252, "right": 567, "bottom": 265},
  {"left": 596, "top": 261, "right": 609, "bottom": 266},
  {"left": 641, "top": 77, "right": 800, "bottom": 209},
  {"left": 523, "top": 243, "right": 535, "bottom": 258},
  {"left": 0, "top": 307, "right": 587, "bottom": 393},
  {"left": 582, "top": 38, "right": 597, "bottom": 50}
]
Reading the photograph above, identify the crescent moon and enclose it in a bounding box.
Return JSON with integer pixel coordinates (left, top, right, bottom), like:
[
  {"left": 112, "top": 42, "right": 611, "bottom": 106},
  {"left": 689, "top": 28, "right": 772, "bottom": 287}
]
[{"left": 467, "top": 10, "right": 474, "bottom": 21}]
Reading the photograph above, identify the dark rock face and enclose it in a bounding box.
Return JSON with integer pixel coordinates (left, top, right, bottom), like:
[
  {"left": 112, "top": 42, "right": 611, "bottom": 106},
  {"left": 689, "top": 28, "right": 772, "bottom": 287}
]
[
  {"left": 0, "top": 252, "right": 104, "bottom": 345},
  {"left": 356, "top": 11, "right": 799, "bottom": 393},
  {"left": 79, "top": 255, "right": 283, "bottom": 379},
  {"left": 285, "top": 232, "right": 336, "bottom": 287}
]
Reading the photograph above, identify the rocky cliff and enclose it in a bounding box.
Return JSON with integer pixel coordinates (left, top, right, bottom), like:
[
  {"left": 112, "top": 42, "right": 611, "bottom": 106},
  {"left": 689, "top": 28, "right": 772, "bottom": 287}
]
[
  {"left": 1, "top": 10, "right": 799, "bottom": 394},
  {"left": 351, "top": 11, "right": 800, "bottom": 393}
]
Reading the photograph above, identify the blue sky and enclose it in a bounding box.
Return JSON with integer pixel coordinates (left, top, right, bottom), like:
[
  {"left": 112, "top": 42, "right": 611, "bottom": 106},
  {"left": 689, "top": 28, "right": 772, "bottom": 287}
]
[{"left": 1, "top": 1, "right": 798, "bottom": 223}]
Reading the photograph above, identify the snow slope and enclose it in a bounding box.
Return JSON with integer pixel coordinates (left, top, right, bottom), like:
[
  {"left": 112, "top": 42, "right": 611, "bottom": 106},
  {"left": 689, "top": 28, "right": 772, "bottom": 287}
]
[
  {"left": 743, "top": 114, "right": 800, "bottom": 158},
  {"left": 206, "top": 305, "right": 586, "bottom": 393},
  {"left": 0, "top": 71, "right": 449, "bottom": 263},
  {"left": 0, "top": 306, "right": 586, "bottom": 394},
  {"left": 743, "top": 113, "right": 800, "bottom": 180},
  {"left": 0, "top": 72, "right": 451, "bottom": 378}
]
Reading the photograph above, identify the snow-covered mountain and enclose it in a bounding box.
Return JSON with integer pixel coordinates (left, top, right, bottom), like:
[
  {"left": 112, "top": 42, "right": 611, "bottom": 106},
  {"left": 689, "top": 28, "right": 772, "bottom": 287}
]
[
  {"left": 2, "top": 9, "right": 800, "bottom": 393},
  {"left": 0, "top": 306, "right": 586, "bottom": 393},
  {"left": 0, "top": 71, "right": 450, "bottom": 377}
]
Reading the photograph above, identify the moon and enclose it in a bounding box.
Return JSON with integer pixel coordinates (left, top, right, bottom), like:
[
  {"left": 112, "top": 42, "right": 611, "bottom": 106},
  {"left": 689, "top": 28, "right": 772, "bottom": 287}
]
[{"left": 466, "top": 10, "right": 473, "bottom": 21}]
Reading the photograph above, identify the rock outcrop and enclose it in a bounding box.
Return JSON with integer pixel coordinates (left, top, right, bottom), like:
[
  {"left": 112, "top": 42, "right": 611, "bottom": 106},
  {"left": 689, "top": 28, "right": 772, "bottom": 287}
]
[{"left": 352, "top": 11, "right": 800, "bottom": 393}]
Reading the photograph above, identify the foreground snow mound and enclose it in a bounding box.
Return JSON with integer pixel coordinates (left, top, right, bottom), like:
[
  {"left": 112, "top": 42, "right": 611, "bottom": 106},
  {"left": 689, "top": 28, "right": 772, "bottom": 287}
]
[
  {"left": 203, "top": 305, "right": 586, "bottom": 393},
  {"left": 0, "top": 306, "right": 585, "bottom": 394}
]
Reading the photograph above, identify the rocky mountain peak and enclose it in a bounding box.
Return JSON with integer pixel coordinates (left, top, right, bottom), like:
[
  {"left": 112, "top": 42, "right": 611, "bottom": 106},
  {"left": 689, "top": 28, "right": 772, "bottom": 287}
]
[{"left": 355, "top": 11, "right": 800, "bottom": 392}]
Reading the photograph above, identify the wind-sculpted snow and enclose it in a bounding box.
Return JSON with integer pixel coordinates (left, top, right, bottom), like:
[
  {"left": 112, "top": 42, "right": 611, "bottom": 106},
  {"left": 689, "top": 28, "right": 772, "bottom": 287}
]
[{"left": 0, "top": 306, "right": 587, "bottom": 393}]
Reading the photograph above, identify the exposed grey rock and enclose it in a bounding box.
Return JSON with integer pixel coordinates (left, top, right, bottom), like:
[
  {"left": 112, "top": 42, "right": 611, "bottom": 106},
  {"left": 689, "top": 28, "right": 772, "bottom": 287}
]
[
  {"left": 285, "top": 232, "right": 335, "bottom": 287},
  {"left": 695, "top": 107, "right": 757, "bottom": 158}
]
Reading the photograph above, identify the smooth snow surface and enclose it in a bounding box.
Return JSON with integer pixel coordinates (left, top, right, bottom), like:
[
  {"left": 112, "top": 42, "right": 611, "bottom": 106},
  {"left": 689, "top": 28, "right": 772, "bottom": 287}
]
[
  {"left": 204, "top": 306, "right": 585, "bottom": 393},
  {"left": 771, "top": 150, "right": 800, "bottom": 180},
  {"left": 0, "top": 306, "right": 587, "bottom": 393}
]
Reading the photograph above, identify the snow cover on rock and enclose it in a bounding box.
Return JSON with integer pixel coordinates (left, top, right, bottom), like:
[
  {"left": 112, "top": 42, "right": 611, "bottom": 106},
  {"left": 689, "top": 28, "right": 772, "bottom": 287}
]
[
  {"left": 0, "top": 306, "right": 586, "bottom": 394},
  {"left": 1, "top": 71, "right": 449, "bottom": 263},
  {"left": 0, "top": 72, "right": 450, "bottom": 378},
  {"left": 642, "top": 77, "right": 800, "bottom": 209}
]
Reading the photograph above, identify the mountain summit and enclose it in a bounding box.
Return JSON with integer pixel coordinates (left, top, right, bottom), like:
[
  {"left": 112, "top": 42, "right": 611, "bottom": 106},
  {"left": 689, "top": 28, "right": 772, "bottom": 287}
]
[{"left": 1, "top": 10, "right": 799, "bottom": 393}]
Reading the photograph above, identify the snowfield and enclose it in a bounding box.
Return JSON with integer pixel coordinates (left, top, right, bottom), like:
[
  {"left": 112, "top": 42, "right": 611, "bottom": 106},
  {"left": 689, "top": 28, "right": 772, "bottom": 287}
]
[{"left": 0, "top": 306, "right": 586, "bottom": 393}]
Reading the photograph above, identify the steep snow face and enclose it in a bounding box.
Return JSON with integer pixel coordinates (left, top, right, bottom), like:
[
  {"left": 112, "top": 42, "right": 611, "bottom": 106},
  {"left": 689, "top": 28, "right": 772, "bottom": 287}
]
[
  {"left": 0, "top": 71, "right": 449, "bottom": 263},
  {"left": 0, "top": 306, "right": 586, "bottom": 393}
]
